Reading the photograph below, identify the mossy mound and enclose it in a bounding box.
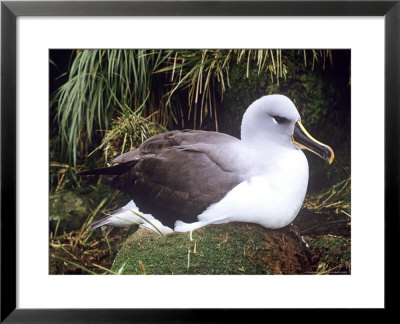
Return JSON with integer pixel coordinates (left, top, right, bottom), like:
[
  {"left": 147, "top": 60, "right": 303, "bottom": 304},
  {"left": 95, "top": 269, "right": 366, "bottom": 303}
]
[{"left": 111, "top": 223, "right": 313, "bottom": 275}]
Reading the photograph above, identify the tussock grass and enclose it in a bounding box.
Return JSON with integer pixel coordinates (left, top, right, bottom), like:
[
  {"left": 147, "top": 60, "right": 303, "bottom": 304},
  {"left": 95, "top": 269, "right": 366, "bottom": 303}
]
[
  {"left": 303, "top": 177, "right": 351, "bottom": 217},
  {"left": 89, "top": 110, "right": 167, "bottom": 164},
  {"left": 51, "top": 49, "right": 331, "bottom": 167}
]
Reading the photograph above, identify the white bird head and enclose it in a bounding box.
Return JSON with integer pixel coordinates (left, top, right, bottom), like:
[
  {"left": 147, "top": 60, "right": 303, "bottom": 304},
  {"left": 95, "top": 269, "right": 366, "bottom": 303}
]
[
  {"left": 241, "top": 95, "right": 300, "bottom": 145},
  {"left": 241, "top": 94, "right": 334, "bottom": 164}
]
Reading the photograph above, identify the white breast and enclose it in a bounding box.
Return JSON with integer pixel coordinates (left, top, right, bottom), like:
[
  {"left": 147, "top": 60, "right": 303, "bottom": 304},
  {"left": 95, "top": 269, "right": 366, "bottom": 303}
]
[{"left": 174, "top": 148, "right": 309, "bottom": 232}]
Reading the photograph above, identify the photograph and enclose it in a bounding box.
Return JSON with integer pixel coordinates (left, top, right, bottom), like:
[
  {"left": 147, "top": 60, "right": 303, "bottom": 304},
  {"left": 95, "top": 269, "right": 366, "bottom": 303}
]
[
  {"left": 2, "top": 0, "right": 395, "bottom": 319},
  {"left": 49, "top": 49, "right": 351, "bottom": 275}
]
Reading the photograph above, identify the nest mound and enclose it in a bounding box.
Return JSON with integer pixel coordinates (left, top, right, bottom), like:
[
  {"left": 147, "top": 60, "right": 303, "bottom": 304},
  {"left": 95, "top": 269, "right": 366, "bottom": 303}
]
[{"left": 112, "top": 223, "right": 314, "bottom": 275}]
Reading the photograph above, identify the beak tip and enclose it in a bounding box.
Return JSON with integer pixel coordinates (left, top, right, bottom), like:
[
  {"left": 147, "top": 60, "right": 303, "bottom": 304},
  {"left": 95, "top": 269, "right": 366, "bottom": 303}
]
[
  {"left": 328, "top": 148, "right": 335, "bottom": 165},
  {"left": 330, "top": 148, "right": 335, "bottom": 164}
]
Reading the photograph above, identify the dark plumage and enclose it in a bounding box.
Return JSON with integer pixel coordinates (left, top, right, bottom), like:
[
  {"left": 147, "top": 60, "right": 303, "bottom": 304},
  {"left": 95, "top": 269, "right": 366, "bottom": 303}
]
[{"left": 80, "top": 130, "right": 243, "bottom": 228}]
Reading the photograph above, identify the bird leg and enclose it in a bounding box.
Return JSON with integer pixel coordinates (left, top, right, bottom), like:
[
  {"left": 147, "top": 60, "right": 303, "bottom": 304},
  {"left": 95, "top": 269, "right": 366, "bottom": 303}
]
[{"left": 187, "top": 247, "right": 191, "bottom": 269}]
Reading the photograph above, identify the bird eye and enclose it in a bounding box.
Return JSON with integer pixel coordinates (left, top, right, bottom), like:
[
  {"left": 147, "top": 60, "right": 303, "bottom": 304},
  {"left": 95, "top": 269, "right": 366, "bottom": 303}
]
[{"left": 272, "top": 116, "right": 287, "bottom": 124}]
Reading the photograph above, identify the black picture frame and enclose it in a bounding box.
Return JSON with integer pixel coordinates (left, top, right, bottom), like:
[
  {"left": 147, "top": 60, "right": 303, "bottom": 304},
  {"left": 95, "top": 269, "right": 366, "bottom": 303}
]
[{"left": 1, "top": 0, "right": 398, "bottom": 322}]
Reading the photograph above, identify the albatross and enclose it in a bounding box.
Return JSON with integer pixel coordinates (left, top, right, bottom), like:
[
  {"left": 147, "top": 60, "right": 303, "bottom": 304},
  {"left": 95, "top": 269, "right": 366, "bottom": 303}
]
[{"left": 80, "top": 95, "right": 334, "bottom": 234}]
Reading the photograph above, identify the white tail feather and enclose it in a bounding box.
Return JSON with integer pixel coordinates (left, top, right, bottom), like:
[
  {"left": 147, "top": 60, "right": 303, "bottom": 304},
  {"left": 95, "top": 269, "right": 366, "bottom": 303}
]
[{"left": 89, "top": 216, "right": 112, "bottom": 231}]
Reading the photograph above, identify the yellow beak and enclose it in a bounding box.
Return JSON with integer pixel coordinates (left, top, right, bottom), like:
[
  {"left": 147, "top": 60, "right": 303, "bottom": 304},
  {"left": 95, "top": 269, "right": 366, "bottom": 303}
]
[{"left": 292, "top": 121, "right": 334, "bottom": 164}]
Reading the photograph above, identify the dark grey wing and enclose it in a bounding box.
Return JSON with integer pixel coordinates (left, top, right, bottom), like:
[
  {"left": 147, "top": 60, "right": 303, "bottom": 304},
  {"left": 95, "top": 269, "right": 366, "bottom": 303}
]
[{"left": 111, "top": 130, "right": 244, "bottom": 227}]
